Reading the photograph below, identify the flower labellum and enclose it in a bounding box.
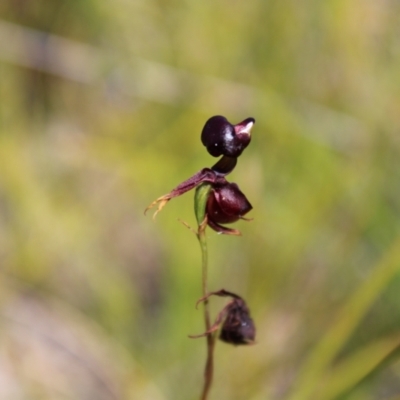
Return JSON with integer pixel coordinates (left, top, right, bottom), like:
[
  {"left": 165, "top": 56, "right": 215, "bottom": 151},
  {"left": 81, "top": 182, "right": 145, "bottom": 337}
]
[{"left": 201, "top": 116, "right": 255, "bottom": 158}]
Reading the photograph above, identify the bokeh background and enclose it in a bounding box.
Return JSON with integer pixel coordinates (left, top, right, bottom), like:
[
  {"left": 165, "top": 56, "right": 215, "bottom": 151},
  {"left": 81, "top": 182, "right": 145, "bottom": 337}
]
[{"left": 1, "top": 1, "right": 400, "bottom": 399}]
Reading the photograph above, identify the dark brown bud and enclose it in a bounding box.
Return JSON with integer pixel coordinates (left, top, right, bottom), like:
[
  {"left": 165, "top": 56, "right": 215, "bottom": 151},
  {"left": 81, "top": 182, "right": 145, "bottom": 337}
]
[
  {"left": 189, "top": 289, "right": 256, "bottom": 346},
  {"left": 219, "top": 294, "right": 256, "bottom": 345}
]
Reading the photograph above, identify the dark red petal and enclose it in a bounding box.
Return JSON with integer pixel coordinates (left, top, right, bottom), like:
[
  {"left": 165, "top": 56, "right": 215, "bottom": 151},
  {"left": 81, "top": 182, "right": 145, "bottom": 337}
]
[
  {"left": 207, "top": 216, "right": 242, "bottom": 235},
  {"left": 209, "top": 183, "right": 252, "bottom": 223},
  {"left": 205, "top": 182, "right": 252, "bottom": 235}
]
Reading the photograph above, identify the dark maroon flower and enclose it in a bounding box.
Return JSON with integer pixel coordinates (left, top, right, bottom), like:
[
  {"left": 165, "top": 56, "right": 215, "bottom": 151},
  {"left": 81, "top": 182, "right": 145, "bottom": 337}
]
[
  {"left": 201, "top": 116, "right": 255, "bottom": 158},
  {"left": 189, "top": 289, "right": 256, "bottom": 346},
  {"left": 145, "top": 115, "right": 255, "bottom": 234}
]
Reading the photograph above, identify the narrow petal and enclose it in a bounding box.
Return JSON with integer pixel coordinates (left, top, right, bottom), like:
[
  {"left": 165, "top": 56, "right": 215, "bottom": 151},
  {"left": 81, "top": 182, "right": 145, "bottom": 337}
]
[
  {"left": 207, "top": 217, "right": 242, "bottom": 235},
  {"left": 144, "top": 168, "right": 217, "bottom": 218}
]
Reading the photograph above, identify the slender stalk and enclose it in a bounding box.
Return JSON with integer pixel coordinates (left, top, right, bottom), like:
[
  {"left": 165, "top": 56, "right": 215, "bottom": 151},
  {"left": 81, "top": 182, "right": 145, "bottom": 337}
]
[
  {"left": 194, "top": 183, "right": 216, "bottom": 400},
  {"left": 197, "top": 223, "right": 215, "bottom": 400}
]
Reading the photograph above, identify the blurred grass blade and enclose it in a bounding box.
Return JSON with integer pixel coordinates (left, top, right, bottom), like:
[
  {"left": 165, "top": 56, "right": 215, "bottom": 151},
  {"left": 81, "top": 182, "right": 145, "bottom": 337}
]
[
  {"left": 317, "top": 334, "right": 400, "bottom": 400},
  {"left": 287, "top": 236, "right": 400, "bottom": 400}
]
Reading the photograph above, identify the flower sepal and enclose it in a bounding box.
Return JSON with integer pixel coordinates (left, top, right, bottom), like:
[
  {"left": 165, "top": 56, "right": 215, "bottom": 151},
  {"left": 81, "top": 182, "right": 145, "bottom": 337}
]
[{"left": 144, "top": 168, "right": 218, "bottom": 219}]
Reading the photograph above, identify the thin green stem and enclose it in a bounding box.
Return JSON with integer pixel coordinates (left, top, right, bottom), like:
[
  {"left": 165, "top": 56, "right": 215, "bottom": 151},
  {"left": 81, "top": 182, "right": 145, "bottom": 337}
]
[
  {"left": 197, "top": 222, "right": 215, "bottom": 400},
  {"left": 194, "top": 183, "right": 216, "bottom": 400}
]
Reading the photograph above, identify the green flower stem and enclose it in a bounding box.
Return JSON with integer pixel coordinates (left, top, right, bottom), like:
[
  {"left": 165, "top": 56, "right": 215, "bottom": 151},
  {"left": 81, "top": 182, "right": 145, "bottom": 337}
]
[{"left": 195, "top": 184, "right": 216, "bottom": 400}]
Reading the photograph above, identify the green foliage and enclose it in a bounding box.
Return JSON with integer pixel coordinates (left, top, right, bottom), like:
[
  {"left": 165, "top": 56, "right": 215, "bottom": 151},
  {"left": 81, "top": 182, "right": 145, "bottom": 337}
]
[
  {"left": 1, "top": 1, "right": 400, "bottom": 399},
  {"left": 194, "top": 183, "right": 212, "bottom": 227}
]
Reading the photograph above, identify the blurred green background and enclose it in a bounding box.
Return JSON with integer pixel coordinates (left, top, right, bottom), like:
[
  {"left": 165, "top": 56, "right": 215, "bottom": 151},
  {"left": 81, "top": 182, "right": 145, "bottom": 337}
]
[{"left": 1, "top": 1, "right": 400, "bottom": 399}]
